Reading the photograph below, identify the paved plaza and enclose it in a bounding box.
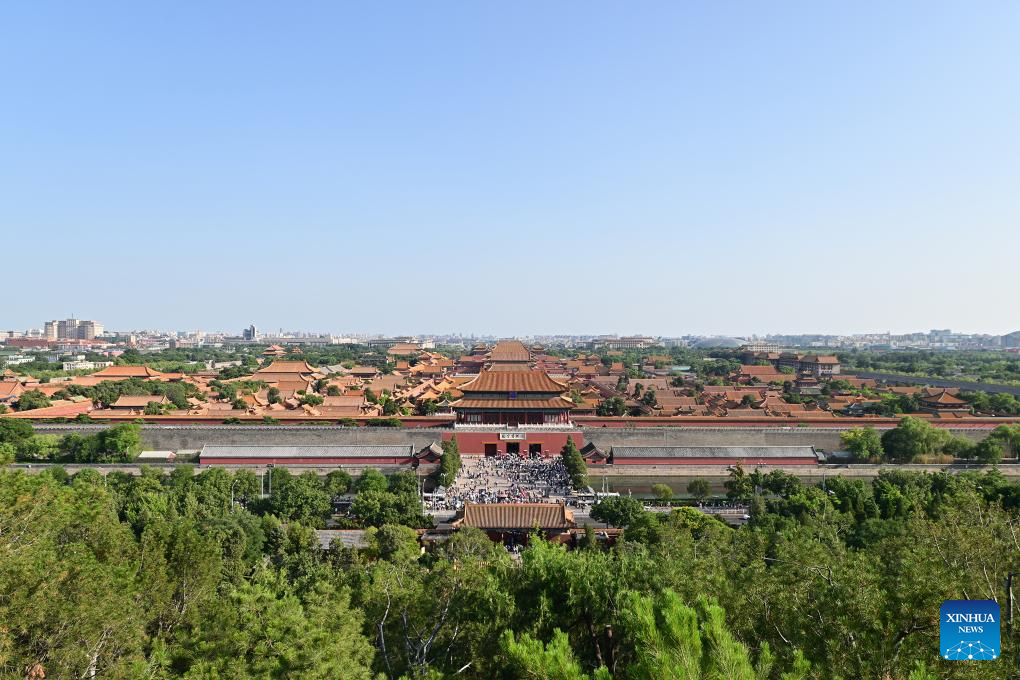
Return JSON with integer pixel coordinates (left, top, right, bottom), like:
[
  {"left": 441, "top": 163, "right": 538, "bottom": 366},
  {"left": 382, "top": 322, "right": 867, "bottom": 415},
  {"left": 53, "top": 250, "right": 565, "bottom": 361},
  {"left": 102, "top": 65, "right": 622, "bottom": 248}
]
[{"left": 429, "top": 453, "right": 573, "bottom": 511}]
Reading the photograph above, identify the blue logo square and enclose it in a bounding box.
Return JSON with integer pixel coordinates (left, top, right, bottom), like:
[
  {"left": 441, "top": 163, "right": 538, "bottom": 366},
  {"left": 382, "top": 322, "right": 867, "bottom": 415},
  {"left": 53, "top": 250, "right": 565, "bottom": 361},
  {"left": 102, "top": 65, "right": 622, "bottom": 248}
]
[{"left": 940, "top": 600, "right": 1000, "bottom": 661}]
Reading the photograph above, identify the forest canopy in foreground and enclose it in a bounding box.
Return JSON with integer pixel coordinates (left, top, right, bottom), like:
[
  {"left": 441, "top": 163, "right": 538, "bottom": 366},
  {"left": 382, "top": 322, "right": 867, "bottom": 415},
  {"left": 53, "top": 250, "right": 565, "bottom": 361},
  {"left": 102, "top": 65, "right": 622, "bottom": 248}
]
[{"left": 0, "top": 465, "right": 1018, "bottom": 679}]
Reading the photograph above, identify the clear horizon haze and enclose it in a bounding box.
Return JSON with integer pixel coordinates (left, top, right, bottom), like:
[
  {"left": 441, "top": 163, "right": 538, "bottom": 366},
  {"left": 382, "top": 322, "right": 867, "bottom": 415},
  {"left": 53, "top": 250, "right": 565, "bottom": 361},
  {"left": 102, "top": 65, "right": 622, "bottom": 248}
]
[{"left": 3, "top": 3, "right": 1019, "bottom": 337}]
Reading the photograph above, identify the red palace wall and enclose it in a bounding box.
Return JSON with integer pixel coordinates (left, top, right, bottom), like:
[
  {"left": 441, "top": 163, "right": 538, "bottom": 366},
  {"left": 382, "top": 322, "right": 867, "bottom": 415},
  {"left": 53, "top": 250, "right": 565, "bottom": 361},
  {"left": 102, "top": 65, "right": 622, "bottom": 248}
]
[{"left": 443, "top": 431, "right": 583, "bottom": 457}]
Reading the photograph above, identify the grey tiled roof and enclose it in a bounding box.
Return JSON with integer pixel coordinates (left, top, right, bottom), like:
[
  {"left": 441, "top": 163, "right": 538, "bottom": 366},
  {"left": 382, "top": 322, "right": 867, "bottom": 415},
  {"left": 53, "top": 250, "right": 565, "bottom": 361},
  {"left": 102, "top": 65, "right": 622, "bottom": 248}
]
[{"left": 200, "top": 445, "right": 415, "bottom": 459}]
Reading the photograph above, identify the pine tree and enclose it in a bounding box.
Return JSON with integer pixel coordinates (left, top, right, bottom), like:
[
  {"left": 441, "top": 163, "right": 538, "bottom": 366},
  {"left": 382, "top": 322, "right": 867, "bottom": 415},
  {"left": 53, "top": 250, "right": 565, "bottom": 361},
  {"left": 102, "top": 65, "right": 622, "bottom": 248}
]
[
  {"left": 438, "top": 435, "right": 461, "bottom": 487},
  {"left": 560, "top": 438, "right": 588, "bottom": 490}
]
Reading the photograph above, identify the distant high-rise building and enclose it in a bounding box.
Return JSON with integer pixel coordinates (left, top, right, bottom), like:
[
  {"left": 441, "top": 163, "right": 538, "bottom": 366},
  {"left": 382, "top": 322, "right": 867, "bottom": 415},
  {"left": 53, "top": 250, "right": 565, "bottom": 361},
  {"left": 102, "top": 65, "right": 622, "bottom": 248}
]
[
  {"left": 50, "top": 317, "right": 104, "bottom": 340},
  {"left": 78, "top": 320, "right": 103, "bottom": 339},
  {"left": 243, "top": 324, "right": 259, "bottom": 342},
  {"left": 57, "top": 318, "right": 79, "bottom": 340}
]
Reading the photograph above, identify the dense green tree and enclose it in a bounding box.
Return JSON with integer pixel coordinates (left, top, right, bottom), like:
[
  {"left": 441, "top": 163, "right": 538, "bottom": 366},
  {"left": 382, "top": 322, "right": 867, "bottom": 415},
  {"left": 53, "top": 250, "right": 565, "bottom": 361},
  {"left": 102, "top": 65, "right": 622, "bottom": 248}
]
[
  {"left": 387, "top": 470, "right": 419, "bottom": 496},
  {"left": 18, "top": 434, "right": 59, "bottom": 461},
  {"left": 823, "top": 477, "right": 880, "bottom": 525},
  {"left": 973, "top": 438, "right": 1004, "bottom": 464},
  {"left": 880, "top": 417, "right": 949, "bottom": 463},
  {"left": 324, "top": 469, "right": 353, "bottom": 497},
  {"left": 500, "top": 628, "right": 605, "bottom": 680},
  {"left": 0, "top": 473, "right": 149, "bottom": 677},
  {"left": 618, "top": 590, "right": 801, "bottom": 680},
  {"left": 942, "top": 436, "right": 976, "bottom": 460},
  {"left": 989, "top": 424, "right": 1020, "bottom": 456},
  {"left": 0, "top": 442, "right": 15, "bottom": 465},
  {"left": 438, "top": 525, "right": 505, "bottom": 563},
  {"left": 0, "top": 420, "right": 64, "bottom": 462},
  {"left": 349, "top": 490, "right": 394, "bottom": 527},
  {"left": 177, "top": 568, "right": 377, "bottom": 679},
  {"left": 15, "top": 389, "right": 50, "bottom": 411},
  {"left": 724, "top": 462, "right": 754, "bottom": 501},
  {"left": 162, "top": 383, "right": 192, "bottom": 409},
  {"left": 596, "top": 396, "right": 627, "bottom": 417},
  {"left": 0, "top": 417, "right": 34, "bottom": 446},
  {"left": 590, "top": 496, "right": 646, "bottom": 528},
  {"left": 61, "top": 423, "right": 143, "bottom": 463},
  {"left": 3, "top": 446, "right": 1020, "bottom": 680},
  {"left": 138, "top": 516, "right": 224, "bottom": 633},
  {"left": 365, "top": 524, "right": 421, "bottom": 564},
  {"left": 350, "top": 489, "right": 428, "bottom": 528},
  {"left": 269, "top": 470, "right": 332, "bottom": 527},
  {"left": 989, "top": 392, "right": 1020, "bottom": 414},
  {"left": 415, "top": 399, "right": 439, "bottom": 416},
  {"left": 650, "top": 483, "right": 673, "bottom": 503},
  {"left": 356, "top": 468, "right": 390, "bottom": 493},
  {"left": 300, "top": 393, "right": 324, "bottom": 406},
  {"left": 359, "top": 533, "right": 510, "bottom": 679},
  {"left": 101, "top": 423, "right": 143, "bottom": 460},
  {"left": 687, "top": 478, "right": 711, "bottom": 501},
  {"left": 231, "top": 468, "right": 261, "bottom": 504},
  {"left": 840, "top": 426, "right": 884, "bottom": 462}
]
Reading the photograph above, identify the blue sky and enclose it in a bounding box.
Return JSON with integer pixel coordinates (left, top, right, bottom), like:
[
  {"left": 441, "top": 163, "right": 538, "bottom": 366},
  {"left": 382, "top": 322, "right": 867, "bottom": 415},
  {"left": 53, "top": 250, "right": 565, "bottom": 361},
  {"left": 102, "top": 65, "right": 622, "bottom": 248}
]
[{"left": 2, "top": 3, "right": 1018, "bottom": 336}]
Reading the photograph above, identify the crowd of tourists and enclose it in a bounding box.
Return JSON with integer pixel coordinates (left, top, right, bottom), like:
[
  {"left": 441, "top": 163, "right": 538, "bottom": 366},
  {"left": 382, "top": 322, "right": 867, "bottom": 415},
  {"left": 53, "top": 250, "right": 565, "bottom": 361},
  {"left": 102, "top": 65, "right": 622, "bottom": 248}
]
[{"left": 428, "top": 453, "right": 573, "bottom": 510}]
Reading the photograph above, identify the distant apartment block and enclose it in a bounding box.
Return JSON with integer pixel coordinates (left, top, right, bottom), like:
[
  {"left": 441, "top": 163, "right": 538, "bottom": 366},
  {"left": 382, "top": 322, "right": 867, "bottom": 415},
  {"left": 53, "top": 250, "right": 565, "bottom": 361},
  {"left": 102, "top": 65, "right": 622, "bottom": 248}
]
[
  {"left": 45, "top": 317, "right": 104, "bottom": 341},
  {"left": 0, "top": 353, "right": 34, "bottom": 368},
  {"left": 62, "top": 357, "right": 114, "bottom": 371},
  {"left": 365, "top": 337, "right": 435, "bottom": 350},
  {"left": 591, "top": 335, "right": 658, "bottom": 350},
  {"left": 741, "top": 341, "right": 781, "bottom": 353}
]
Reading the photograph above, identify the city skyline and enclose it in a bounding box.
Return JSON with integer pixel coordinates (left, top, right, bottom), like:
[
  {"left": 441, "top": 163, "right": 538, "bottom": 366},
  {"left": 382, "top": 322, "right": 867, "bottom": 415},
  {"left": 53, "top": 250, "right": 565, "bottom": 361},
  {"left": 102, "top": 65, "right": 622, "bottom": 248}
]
[{"left": 2, "top": 314, "right": 1017, "bottom": 343}]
